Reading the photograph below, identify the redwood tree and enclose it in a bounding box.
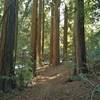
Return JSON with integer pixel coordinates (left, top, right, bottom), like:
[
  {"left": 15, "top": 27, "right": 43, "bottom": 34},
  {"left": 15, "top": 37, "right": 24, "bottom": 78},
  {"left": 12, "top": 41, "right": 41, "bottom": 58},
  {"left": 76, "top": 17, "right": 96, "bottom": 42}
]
[
  {"left": 0, "top": 0, "right": 18, "bottom": 91},
  {"left": 31, "top": 0, "right": 38, "bottom": 76},
  {"left": 41, "top": 0, "right": 45, "bottom": 65},
  {"left": 37, "top": 0, "right": 43, "bottom": 66},
  {"left": 63, "top": 4, "right": 68, "bottom": 62},
  {"left": 74, "top": 0, "right": 88, "bottom": 73},
  {"left": 50, "top": 0, "right": 60, "bottom": 66}
]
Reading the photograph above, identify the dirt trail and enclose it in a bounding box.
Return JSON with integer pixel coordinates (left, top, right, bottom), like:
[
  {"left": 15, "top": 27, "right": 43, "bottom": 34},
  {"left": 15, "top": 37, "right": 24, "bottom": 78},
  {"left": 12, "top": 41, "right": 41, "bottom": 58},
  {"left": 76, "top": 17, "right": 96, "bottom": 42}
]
[
  {"left": 34, "top": 65, "right": 70, "bottom": 85},
  {"left": 4, "top": 65, "right": 100, "bottom": 100}
]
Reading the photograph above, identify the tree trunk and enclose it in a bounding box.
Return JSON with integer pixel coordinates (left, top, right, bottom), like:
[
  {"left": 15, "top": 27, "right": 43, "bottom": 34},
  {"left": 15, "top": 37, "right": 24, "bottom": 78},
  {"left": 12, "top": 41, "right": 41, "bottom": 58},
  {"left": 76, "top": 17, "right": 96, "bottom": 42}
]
[
  {"left": 50, "top": 0, "right": 60, "bottom": 66},
  {"left": 63, "top": 5, "right": 68, "bottom": 62},
  {"left": 74, "top": 0, "right": 88, "bottom": 73},
  {"left": 0, "top": 0, "right": 18, "bottom": 92},
  {"left": 50, "top": 3, "right": 54, "bottom": 65},
  {"left": 31, "top": 0, "right": 38, "bottom": 76},
  {"left": 41, "top": 0, "right": 44, "bottom": 65},
  {"left": 37, "top": 0, "right": 43, "bottom": 66}
]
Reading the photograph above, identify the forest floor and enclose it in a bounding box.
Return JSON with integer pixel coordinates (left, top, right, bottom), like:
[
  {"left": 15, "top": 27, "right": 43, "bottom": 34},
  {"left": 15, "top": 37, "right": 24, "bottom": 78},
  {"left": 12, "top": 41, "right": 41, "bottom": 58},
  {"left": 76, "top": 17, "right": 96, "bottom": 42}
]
[{"left": 0, "top": 64, "right": 100, "bottom": 100}]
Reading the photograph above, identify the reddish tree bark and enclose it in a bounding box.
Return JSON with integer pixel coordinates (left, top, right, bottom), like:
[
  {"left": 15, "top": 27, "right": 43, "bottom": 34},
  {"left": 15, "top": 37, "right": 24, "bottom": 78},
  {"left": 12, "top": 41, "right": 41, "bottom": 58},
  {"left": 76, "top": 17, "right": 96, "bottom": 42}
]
[
  {"left": 50, "top": 0, "right": 60, "bottom": 66},
  {"left": 31, "top": 0, "right": 38, "bottom": 76}
]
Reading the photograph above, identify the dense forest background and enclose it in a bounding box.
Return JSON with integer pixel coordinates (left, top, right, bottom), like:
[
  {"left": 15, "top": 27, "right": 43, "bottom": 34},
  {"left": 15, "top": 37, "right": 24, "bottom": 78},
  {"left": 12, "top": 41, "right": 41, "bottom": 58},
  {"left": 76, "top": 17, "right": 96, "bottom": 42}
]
[{"left": 0, "top": 0, "right": 100, "bottom": 100}]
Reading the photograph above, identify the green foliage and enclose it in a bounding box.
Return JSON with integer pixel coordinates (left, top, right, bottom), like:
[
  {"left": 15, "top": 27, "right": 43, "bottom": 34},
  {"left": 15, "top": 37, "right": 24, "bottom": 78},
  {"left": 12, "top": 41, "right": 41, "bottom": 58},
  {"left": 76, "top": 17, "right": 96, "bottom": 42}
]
[
  {"left": 69, "top": 75, "right": 81, "bottom": 81},
  {"left": 13, "top": 0, "right": 33, "bottom": 88},
  {"left": 86, "top": 31, "right": 100, "bottom": 62},
  {"left": 64, "top": 60, "right": 75, "bottom": 68},
  {"left": 0, "top": 0, "right": 4, "bottom": 31},
  {"left": 0, "top": 90, "right": 15, "bottom": 100},
  {"left": 0, "top": 76, "right": 16, "bottom": 80},
  {"left": 16, "top": 66, "right": 33, "bottom": 88}
]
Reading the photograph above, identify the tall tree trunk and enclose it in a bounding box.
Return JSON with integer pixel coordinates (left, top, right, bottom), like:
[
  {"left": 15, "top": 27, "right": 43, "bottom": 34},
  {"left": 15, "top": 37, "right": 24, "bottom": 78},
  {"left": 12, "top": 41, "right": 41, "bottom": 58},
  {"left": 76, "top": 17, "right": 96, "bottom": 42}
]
[
  {"left": 31, "top": 0, "right": 38, "bottom": 76},
  {"left": 74, "top": 0, "right": 88, "bottom": 73},
  {"left": 37, "top": 0, "right": 43, "bottom": 66},
  {"left": 50, "top": 3, "right": 54, "bottom": 65},
  {"left": 63, "top": 5, "right": 68, "bottom": 62},
  {"left": 14, "top": 1, "right": 18, "bottom": 68},
  {"left": 73, "top": 26, "right": 77, "bottom": 75},
  {"left": 41, "top": 0, "right": 44, "bottom": 65},
  {"left": 50, "top": 0, "right": 60, "bottom": 66},
  {"left": 0, "top": 0, "right": 18, "bottom": 92}
]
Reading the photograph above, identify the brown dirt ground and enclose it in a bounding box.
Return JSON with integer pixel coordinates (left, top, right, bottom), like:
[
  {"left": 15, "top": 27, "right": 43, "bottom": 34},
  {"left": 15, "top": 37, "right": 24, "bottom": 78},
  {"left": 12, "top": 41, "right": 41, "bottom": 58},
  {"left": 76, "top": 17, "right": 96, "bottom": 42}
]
[{"left": 0, "top": 64, "right": 100, "bottom": 100}]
